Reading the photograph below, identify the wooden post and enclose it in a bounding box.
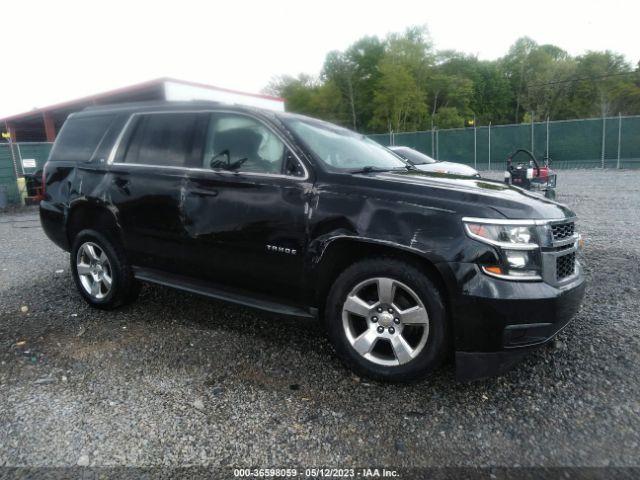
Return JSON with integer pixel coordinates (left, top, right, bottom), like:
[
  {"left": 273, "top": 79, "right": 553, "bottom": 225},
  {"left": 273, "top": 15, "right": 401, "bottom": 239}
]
[
  {"left": 4, "top": 122, "right": 21, "bottom": 181},
  {"left": 43, "top": 112, "right": 56, "bottom": 142}
]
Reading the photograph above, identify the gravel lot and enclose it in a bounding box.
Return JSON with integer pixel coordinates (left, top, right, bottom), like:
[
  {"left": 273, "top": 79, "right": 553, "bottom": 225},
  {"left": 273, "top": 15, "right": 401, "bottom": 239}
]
[{"left": 1, "top": 169, "right": 639, "bottom": 471}]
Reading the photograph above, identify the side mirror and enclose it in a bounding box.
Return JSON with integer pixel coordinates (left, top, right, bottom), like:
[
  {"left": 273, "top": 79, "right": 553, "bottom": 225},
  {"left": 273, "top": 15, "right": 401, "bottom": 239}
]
[{"left": 210, "top": 151, "right": 230, "bottom": 169}]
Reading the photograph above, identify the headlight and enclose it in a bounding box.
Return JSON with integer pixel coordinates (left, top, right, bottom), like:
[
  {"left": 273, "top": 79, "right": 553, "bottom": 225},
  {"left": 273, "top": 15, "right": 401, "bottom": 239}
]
[
  {"left": 463, "top": 219, "right": 542, "bottom": 280},
  {"left": 464, "top": 222, "right": 538, "bottom": 248}
]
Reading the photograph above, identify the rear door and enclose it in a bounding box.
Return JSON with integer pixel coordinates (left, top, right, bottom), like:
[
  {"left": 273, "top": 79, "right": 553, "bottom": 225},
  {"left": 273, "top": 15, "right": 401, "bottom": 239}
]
[
  {"left": 181, "top": 111, "right": 312, "bottom": 299},
  {"left": 108, "top": 112, "right": 204, "bottom": 273}
]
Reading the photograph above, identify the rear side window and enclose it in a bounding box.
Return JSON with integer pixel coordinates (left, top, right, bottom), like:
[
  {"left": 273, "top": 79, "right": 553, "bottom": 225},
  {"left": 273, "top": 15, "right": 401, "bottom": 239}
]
[
  {"left": 49, "top": 114, "right": 116, "bottom": 162},
  {"left": 121, "top": 113, "right": 199, "bottom": 167}
]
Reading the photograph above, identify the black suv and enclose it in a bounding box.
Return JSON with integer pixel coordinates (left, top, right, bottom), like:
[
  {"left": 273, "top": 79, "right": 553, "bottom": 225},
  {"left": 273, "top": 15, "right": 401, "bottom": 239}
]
[{"left": 40, "top": 101, "right": 585, "bottom": 382}]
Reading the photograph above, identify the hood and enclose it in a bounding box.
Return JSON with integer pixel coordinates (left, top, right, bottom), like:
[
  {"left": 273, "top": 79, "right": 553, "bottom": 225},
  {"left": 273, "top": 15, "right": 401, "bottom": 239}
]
[
  {"left": 353, "top": 169, "right": 574, "bottom": 220},
  {"left": 416, "top": 161, "right": 479, "bottom": 177}
]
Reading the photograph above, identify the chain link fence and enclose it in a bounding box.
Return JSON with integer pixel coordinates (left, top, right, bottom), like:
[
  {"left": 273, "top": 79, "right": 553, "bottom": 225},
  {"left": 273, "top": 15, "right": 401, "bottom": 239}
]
[
  {"left": 0, "top": 142, "right": 52, "bottom": 207},
  {"left": 1, "top": 115, "right": 639, "bottom": 206},
  {"left": 369, "top": 115, "right": 640, "bottom": 170}
]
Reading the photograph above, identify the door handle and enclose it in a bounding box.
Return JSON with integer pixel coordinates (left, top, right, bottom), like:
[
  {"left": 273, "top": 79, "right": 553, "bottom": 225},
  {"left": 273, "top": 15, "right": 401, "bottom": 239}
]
[
  {"left": 190, "top": 189, "right": 218, "bottom": 197},
  {"left": 83, "top": 157, "right": 105, "bottom": 165},
  {"left": 113, "top": 177, "right": 130, "bottom": 188}
]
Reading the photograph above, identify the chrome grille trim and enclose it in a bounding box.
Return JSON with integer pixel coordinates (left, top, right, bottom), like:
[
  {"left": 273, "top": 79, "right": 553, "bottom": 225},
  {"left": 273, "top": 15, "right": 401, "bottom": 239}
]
[
  {"left": 551, "top": 222, "right": 575, "bottom": 241},
  {"left": 556, "top": 252, "right": 577, "bottom": 280}
]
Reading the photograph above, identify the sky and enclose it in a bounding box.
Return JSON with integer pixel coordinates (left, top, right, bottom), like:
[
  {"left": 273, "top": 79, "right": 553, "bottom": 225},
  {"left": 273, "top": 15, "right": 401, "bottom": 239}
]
[{"left": 1, "top": 0, "right": 638, "bottom": 118}]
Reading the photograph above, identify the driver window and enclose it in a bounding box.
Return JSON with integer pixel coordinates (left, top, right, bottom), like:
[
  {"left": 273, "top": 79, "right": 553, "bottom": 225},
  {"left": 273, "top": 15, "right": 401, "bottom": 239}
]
[{"left": 203, "top": 113, "right": 285, "bottom": 174}]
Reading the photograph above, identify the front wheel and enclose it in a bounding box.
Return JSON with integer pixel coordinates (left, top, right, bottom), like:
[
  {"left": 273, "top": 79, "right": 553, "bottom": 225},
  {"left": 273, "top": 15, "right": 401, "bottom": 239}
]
[{"left": 325, "top": 259, "right": 448, "bottom": 382}]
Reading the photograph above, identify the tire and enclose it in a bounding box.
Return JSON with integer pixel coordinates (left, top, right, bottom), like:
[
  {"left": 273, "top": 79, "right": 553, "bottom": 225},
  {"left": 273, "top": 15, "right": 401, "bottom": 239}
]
[
  {"left": 70, "top": 229, "right": 141, "bottom": 310},
  {"left": 325, "top": 258, "right": 448, "bottom": 382}
]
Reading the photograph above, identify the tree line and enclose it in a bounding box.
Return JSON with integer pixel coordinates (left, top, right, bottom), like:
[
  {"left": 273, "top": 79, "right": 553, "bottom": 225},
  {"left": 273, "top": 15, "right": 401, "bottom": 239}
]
[{"left": 265, "top": 26, "right": 640, "bottom": 133}]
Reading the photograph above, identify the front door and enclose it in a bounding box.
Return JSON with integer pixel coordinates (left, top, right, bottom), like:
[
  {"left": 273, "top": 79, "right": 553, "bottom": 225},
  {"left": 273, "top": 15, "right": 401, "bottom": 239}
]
[{"left": 181, "top": 111, "right": 312, "bottom": 300}]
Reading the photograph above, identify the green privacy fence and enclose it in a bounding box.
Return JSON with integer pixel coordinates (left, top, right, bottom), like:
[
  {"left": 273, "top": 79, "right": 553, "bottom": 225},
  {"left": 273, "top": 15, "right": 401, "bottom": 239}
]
[
  {"left": 0, "top": 142, "right": 52, "bottom": 206},
  {"left": 369, "top": 115, "right": 640, "bottom": 170},
  {"left": 0, "top": 144, "right": 20, "bottom": 206},
  {"left": 16, "top": 142, "right": 53, "bottom": 174}
]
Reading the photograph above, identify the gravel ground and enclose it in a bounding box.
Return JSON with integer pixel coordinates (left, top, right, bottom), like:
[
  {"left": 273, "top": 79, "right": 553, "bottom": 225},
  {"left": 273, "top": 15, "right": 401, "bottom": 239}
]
[{"left": 0, "top": 169, "right": 639, "bottom": 470}]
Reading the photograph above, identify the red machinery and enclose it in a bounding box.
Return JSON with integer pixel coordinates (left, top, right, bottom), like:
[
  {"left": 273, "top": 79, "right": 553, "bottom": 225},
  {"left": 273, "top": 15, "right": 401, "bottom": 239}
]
[{"left": 504, "top": 149, "right": 557, "bottom": 200}]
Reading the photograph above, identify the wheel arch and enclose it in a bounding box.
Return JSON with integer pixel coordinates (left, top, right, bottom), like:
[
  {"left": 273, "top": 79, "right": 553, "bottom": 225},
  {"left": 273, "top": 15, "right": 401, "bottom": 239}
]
[
  {"left": 66, "top": 200, "right": 123, "bottom": 247},
  {"left": 310, "top": 236, "right": 454, "bottom": 314}
]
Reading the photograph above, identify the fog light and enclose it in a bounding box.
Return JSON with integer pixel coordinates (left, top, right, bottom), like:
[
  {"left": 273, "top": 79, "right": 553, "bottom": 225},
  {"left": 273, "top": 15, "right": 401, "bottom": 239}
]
[
  {"left": 505, "top": 250, "right": 529, "bottom": 268},
  {"left": 504, "top": 250, "right": 539, "bottom": 277}
]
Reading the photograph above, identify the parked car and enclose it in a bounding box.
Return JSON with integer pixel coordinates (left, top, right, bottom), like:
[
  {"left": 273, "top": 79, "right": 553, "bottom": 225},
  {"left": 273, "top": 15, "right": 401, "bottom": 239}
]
[
  {"left": 388, "top": 145, "right": 480, "bottom": 177},
  {"left": 40, "top": 102, "right": 585, "bottom": 382}
]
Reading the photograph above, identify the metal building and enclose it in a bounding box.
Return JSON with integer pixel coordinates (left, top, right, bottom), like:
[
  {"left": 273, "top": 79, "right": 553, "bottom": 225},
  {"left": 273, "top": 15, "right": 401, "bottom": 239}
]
[{"left": 0, "top": 77, "right": 284, "bottom": 143}]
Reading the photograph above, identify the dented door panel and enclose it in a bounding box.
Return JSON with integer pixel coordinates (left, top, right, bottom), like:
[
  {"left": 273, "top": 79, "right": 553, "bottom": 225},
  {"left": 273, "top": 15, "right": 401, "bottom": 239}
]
[{"left": 180, "top": 170, "right": 312, "bottom": 298}]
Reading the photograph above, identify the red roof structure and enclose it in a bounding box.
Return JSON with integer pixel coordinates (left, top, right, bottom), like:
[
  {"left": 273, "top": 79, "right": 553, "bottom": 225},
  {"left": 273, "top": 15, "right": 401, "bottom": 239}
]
[{"left": 1, "top": 77, "right": 284, "bottom": 142}]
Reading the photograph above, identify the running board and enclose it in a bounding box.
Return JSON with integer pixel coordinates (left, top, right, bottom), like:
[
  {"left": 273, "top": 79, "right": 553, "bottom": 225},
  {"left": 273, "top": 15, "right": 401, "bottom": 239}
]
[{"left": 133, "top": 267, "right": 315, "bottom": 319}]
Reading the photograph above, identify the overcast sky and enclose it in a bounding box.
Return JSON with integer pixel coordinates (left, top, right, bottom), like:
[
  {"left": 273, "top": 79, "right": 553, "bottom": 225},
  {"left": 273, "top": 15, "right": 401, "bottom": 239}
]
[{"left": 1, "top": 0, "right": 638, "bottom": 118}]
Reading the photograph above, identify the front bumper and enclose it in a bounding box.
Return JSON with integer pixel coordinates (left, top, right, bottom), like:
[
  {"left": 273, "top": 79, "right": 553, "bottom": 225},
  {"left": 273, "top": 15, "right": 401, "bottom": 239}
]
[{"left": 445, "top": 262, "right": 586, "bottom": 381}]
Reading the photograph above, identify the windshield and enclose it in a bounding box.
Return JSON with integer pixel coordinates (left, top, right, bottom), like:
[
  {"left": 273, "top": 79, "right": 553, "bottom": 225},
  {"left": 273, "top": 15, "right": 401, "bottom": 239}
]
[
  {"left": 283, "top": 117, "right": 408, "bottom": 171},
  {"left": 391, "top": 147, "right": 437, "bottom": 165}
]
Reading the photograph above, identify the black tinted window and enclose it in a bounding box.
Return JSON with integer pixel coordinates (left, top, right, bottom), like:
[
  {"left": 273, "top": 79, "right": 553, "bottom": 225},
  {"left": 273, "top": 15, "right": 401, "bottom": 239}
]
[
  {"left": 202, "top": 113, "right": 286, "bottom": 174},
  {"left": 123, "top": 113, "right": 198, "bottom": 167},
  {"left": 49, "top": 114, "right": 116, "bottom": 162}
]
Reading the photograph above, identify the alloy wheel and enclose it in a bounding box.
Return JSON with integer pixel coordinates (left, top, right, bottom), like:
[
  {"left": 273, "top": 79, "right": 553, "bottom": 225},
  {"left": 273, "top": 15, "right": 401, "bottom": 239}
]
[
  {"left": 341, "top": 277, "right": 429, "bottom": 366},
  {"left": 76, "top": 242, "right": 113, "bottom": 300}
]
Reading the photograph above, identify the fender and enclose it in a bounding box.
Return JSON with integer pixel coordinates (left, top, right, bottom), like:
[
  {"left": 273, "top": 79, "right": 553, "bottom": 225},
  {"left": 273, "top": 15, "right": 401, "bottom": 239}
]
[
  {"left": 308, "top": 232, "right": 460, "bottom": 297},
  {"left": 65, "top": 197, "right": 124, "bottom": 247},
  {"left": 309, "top": 232, "right": 448, "bottom": 267}
]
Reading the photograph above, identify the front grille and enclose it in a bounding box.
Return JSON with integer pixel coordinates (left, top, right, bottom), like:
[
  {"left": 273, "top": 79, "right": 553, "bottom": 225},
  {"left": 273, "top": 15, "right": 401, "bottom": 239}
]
[
  {"left": 551, "top": 222, "right": 575, "bottom": 241},
  {"left": 556, "top": 252, "right": 576, "bottom": 280}
]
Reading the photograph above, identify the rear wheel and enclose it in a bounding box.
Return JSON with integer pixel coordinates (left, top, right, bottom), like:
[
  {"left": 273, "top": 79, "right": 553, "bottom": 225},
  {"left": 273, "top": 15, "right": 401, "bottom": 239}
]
[
  {"left": 70, "top": 229, "right": 140, "bottom": 309},
  {"left": 325, "top": 258, "right": 448, "bottom": 382}
]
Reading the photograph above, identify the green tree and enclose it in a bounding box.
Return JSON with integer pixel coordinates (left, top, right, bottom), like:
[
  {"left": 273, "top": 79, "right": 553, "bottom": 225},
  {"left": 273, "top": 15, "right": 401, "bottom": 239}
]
[
  {"left": 266, "top": 27, "right": 640, "bottom": 132},
  {"left": 427, "top": 51, "right": 475, "bottom": 123},
  {"left": 369, "top": 26, "right": 433, "bottom": 132},
  {"left": 469, "top": 61, "right": 513, "bottom": 124},
  {"left": 567, "top": 51, "right": 636, "bottom": 117},
  {"left": 501, "top": 37, "right": 538, "bottom": 122},
  {"left": 371, "top": 60, "right": 426, "bottom": 132},
  {"left": 265, "top": 74, "right": 320, "bottom": 116},
  {"left": 432, "top": 106, "right": 465, "bottom": 129},
  {"left": 322, "top": 36, "right": 386, "bottom": 130}
]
